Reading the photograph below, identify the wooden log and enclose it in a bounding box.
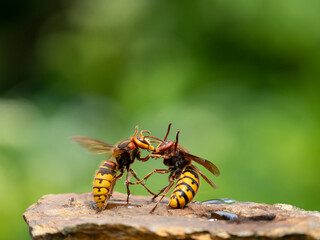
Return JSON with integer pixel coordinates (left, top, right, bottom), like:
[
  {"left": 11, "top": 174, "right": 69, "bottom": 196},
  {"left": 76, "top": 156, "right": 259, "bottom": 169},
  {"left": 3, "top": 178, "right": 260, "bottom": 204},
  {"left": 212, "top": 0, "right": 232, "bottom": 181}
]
[{"left": 23, "top": 192, "right": 320, "bottom": 240}]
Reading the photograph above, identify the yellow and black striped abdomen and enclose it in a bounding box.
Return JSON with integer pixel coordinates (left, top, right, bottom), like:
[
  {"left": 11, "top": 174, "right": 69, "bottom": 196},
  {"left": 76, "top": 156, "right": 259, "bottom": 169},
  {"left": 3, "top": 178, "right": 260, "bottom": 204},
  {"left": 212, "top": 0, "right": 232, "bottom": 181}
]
[
  {"left": 93, "top": 160, "right": 118, "bottom": 210},
  {"left": 169, "top": 166, "right": 200, "bottom": 208}
]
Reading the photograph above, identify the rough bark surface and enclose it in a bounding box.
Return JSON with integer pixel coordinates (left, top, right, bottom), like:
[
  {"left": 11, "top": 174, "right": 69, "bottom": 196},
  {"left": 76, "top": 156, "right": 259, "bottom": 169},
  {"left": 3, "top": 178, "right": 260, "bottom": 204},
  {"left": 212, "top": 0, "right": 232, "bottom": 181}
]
[{"left": 23, "top": 192, "right": 320, "bottom": 240}]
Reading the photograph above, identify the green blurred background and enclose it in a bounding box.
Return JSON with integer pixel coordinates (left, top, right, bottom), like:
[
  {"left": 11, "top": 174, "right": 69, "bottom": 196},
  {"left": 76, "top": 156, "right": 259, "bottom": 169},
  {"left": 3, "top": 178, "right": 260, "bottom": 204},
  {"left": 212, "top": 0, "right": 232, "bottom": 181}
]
[{"left": 1, "top": 0, "right": 320, "bottom": 239}]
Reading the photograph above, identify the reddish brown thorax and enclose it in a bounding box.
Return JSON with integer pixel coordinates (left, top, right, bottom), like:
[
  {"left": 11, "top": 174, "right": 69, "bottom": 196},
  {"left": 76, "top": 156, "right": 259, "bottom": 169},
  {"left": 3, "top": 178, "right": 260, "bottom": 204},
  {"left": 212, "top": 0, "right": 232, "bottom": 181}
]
[{"left": 127, "top": 141, "right": 137, "bottom": 150}]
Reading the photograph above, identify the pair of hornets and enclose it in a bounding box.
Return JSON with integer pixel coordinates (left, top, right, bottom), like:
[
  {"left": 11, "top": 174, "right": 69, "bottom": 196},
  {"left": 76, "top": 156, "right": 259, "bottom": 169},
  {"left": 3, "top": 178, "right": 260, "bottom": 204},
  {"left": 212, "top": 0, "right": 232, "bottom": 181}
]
[{"left": 72, "top": 124, "right": 220, "bottom": 213}]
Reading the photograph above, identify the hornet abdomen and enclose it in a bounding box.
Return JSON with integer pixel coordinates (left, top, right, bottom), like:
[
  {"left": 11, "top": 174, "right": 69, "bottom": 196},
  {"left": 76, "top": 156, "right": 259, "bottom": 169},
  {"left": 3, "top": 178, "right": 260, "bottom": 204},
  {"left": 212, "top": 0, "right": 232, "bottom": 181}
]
[
  {"left": 93, "top": 160, "right": 118, "bottom": 210},
  {"left": 169, "top": 166, "right": 200, "bottom": 208}
]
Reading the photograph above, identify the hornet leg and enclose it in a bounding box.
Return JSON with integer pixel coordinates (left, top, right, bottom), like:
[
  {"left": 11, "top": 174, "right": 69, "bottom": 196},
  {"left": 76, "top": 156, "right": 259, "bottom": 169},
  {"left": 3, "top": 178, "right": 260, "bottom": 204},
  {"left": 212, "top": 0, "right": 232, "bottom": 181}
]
[
  {"left": 125, "top": 169, "right": 131, "bottom": 203},
  {"left": 128, "top": 169, "right": 169, "bottom": 185},
  {"left": 108, "top": 170, "right": 124, "bottom": 200},
  {"left": 151, "top": 184, "right": 168, "bottom": 201},
  {"left": 150, "top": 176, "right": 175, "bottom": 214},
  {"left": 129, "top": 168, "right": 156, "bottom": 196}
]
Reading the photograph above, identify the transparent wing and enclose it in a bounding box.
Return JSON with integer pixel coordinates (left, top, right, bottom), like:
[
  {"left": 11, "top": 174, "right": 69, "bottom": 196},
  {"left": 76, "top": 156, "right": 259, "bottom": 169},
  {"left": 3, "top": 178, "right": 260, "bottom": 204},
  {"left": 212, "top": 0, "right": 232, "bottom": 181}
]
[
  {"left": 190, "top": 164, "right": 218, "bottom": 189},
  {"left": 182, "top": 152, "right": 220, "bottom": 176},
  {"left": 71, "top": 136, "right": 114, "bottom": 154}
]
